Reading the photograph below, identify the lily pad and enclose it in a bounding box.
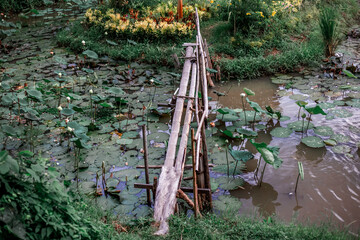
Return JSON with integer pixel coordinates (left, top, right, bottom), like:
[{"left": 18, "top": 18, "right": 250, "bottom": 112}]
[
  {"left": 314, "top": 126, "right": 334, "bottom": 136},
  {"left": 332, "top": 145, "right": 351, "bottom": 154},
  {"left": 301, "top": 136, "right": 325, "bottom": 148},
  {"left": 327, "top": 109, "right": 353, "bottom": 119},
  {"left": 270, "top": 127, "right": 292, "bottom": 138},
  {"left": 220, "top": 177, "right": 245, "bottom": 190},
  {"left": 288, "top": 121, "right": 314, "bottom": 131},
  {"left": 213, "top": 195, "right": 242, "bottom": 213},
  {"left": 228, "top": 147, "right": 253, "bottom": 162},
  {"left": 324, "top": 139, "right": 337, "bottom": 146},
  {"left": 332, "top": 134, "right": 350, "bottom": 143},
  {"left": 290, "top": 94, "right": 308, "bottom": 101},
  {"left": 82, "top": 50, "right": 98, "bottom": 59}
]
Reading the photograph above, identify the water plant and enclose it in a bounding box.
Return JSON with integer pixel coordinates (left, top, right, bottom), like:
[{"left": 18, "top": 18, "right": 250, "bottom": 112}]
[
  {"left": 228, "top": 145, "right": 253, "bottom": 177},
  {"left": 250, "top": 140, "right": 283, "bottom": 186},
  {"left": 294, "top": 162, "right": 304, "bottom": 194},
  {"left": 304, "top": 105, "right": 326, "bottom": 132}
]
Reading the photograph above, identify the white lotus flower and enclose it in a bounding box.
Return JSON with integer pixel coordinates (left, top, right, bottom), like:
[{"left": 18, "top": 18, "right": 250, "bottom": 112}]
[
  {"left": 89, "top": 89, "right": 93, "bottom": 94},
  {"left": 150, "top": 79, "right": 154, "bottom": 83},
  {"left": 58, "top": 72, "right": 62, "bottom": 78},
  {"left": 67, "top": 127, "right": 74, "bottom": 132},
  {"left": 66, "top": 97, "right": 71, "bottom": 102},
  {"left": 240, "top": 93, "right": 246, "bottom": 97},
  {"left": 82, "top": 40, "right": 86, "bottom": 45},
  {"left": 57, "top": 106, "right": 63, "bottom": 111}
]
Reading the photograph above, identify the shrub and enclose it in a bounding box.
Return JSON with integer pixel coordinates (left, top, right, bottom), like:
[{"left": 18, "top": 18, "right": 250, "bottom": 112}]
[{"left": 319, "top": 7, "right": 339, "bottom": 57}]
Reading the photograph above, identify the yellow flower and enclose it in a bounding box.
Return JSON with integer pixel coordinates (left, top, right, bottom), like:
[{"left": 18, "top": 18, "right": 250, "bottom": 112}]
[
  {"left": 246, "top": 13, "right": 251, "bottom": 15},
  {"left": 259, "top": 12, "right": 264, "bottom": 18},
  {"left": 271, "top": 11, "right": 276, "bottom": 16},
  {"left": 210, "top": 0, "right": 214, "bottom": 3}
]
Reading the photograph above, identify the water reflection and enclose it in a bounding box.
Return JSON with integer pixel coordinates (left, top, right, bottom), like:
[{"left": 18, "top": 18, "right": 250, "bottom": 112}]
[
  {"left": 294, "top": 143, "right": 327, "bottom": 165},
  {"left": 232, "top": 182, "right": 280, "bottom": 217}
]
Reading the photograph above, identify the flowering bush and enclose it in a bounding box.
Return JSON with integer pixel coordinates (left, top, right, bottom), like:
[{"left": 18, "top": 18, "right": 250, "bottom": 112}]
[
  {"left": 230, "top": 0, "right": 303, "bottom": 35},
  {"left": 84, "top": 8, "right": 195, "bottom": 41}
]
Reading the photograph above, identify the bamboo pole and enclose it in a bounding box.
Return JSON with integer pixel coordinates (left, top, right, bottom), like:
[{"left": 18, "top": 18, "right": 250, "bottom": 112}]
[
  {"left": 191, "top": 128, "right": 199, "bottom": 217},
  {"left": 200, "top": 123, "right": 213, "bottom": 210},
  {"left": 153, "top": 47, "right": 193, "bottom": 235},
  {"left": 142, "top": 125, "right": 151, "bottom": 206},
  {"left": 175, "top": 60, "right": 197, "bottom": 170},
  {"left": 195, "top": 8, "right": 209, "bottom": 117}
]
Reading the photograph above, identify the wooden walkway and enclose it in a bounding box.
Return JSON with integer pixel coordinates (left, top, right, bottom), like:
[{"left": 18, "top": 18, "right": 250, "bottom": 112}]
[{"left": 134, "top": 9, "right": 214, "bottom": 235}]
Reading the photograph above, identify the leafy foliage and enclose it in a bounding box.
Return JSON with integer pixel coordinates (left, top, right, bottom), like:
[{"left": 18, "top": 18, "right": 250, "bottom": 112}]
[{"left": 0, "top": 152, "right": 116, "bottom": 239}]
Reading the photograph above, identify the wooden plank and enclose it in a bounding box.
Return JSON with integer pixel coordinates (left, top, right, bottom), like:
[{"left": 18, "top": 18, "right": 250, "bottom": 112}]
[
  {"left": 136, "top": 164, "right": 214, "bottom": 169},
  {"left": 183, "top": 43, "right": 198, "bottom": 47},
  {"left": 134, "top": 183, "right": 211, "bottom": 194},
  {"left": 142, "top": 125, "right": 151, "bottom": 206}
]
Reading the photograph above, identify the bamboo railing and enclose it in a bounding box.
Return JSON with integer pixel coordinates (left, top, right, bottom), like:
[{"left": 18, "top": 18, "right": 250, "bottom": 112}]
[{"left": 133, "top": 9, "right": 214, "bottom": 235}]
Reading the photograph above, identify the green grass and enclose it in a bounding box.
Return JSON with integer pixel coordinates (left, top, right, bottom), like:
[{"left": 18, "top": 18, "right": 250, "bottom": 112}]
[{"left": 56, "top": 21, "right": 186, "bottom": 67}]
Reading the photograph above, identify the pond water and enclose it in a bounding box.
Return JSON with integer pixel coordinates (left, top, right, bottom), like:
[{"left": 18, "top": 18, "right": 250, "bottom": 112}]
[{"left": 208, "top": 75, "right": 360, "bottom": 234}]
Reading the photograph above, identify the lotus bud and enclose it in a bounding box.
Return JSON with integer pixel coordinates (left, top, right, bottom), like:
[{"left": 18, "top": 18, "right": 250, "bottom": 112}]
[
  {"left": 65, "top": 118, "right": 69, "bottom": 124},
  {"left": 58, "top": 72, "right": 62, "bottom": 78},
  {"left": 66, "top": 96, "right": 71, "bottom": 102},
  {"left": 150, "top": 79, "right": 154, "bottom": 84},
  {"left": 57, "top": 106, "right": 63, "bottom": 111},
  {"left": 67, "top": 127, "right": 74, "bottom": 132},
  {"left": 89, "top": 89, "right": 93, "bottom": 94},
  {"left": 105, "top": 32, "right": 108, "bottom": 35},
  {"left": 82, "top": 40, "right": 86, "bottom": 45},
  {"left": 225, "top": 139, "right": 229, "bottom": 143},
  {"left": 240, "top": 93, "right": 246, "bottom": 97}
]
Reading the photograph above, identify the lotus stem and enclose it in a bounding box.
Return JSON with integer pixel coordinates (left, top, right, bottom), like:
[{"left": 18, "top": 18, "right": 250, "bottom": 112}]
[
  {"left": 301, "top": 117, "right": 305, "bottom": 138},
  {"left": 58, "top": 82, "right": 62, "bottom": 107},
  {"left": 226, "top": 146, "right": 230, "bottom": 177},
  {"left": 305, "top": 114, "right": 312, "bottom": 132},
  {"left": 297, "top": 107, "right": 301, "bottom": 120},
  {"left": 258, "top": 162, "right": 267, "bottom": 187},
  {"left": 295, "top": 173, "right": 300, "bottom": 194},
  {"left": 232, "top": 160, "right": 238, "bottom": 178},
  {"left": 241, "top": 96, "right": 247, "bottom": 123},
  {"left": 254, "top": 156, "right": 262, "bottom": 180},
  {"left": 252, "top": 111, "right": 256, "bottom": 129}
]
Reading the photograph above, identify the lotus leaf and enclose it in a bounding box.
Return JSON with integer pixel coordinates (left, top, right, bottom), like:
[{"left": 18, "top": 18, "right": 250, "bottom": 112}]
[
  {"left": 270, "top": 127, "right": 292, "bottom": 138},
  {"left": 288, "top": 121, "right": 314, "bottom": 131},
  {"left": 290, "top": 94, "right": 308, "bottom": 101},
  {"left": 332, "top": 145, "right": 351, "bottom": 154},
  {"left": 332, "top": 134, "right": 350, "bottom": 143},
  {"left": 243, "top": 87, "right": 255, "bottom": 96},
  {"left": 298, "top": 162, "right": 304, "bottom": 180},
  {"left": 220, "top": 177, "right": 245, "bottom": 190},
  {"left": 82, "top": 50, "right": 98, "bottom": 59},
  {"left": 314, "top": 126, "right": 334, "bottom": 136},
  {"left": 324, "top": 139, "right": 337, "bottom": 146},
  {"left": 213, "top": 195, "right": 242, "bottom": 213},
  {"left": 301, "top": 136, "right": 325, "bottom": 148},
  {"left": 305, "top": 105, "right": 326, "bottom": 115},
  {"left": 61, "top": 108, "right": 75, "bottom": 116}
]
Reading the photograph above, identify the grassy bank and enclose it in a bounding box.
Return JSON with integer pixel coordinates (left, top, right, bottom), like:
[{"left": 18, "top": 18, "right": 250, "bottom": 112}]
[
  {"left": 0, "top": 151, "right": 355, "bottom": 239},
  {"left": 56, "top": 0, "right": 359, "bottom": 79}
]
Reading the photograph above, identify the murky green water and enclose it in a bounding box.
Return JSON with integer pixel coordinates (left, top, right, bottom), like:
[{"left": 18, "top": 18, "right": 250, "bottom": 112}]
[{"left": 208, "top": 74, "right": 360, "bottom": 234}]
